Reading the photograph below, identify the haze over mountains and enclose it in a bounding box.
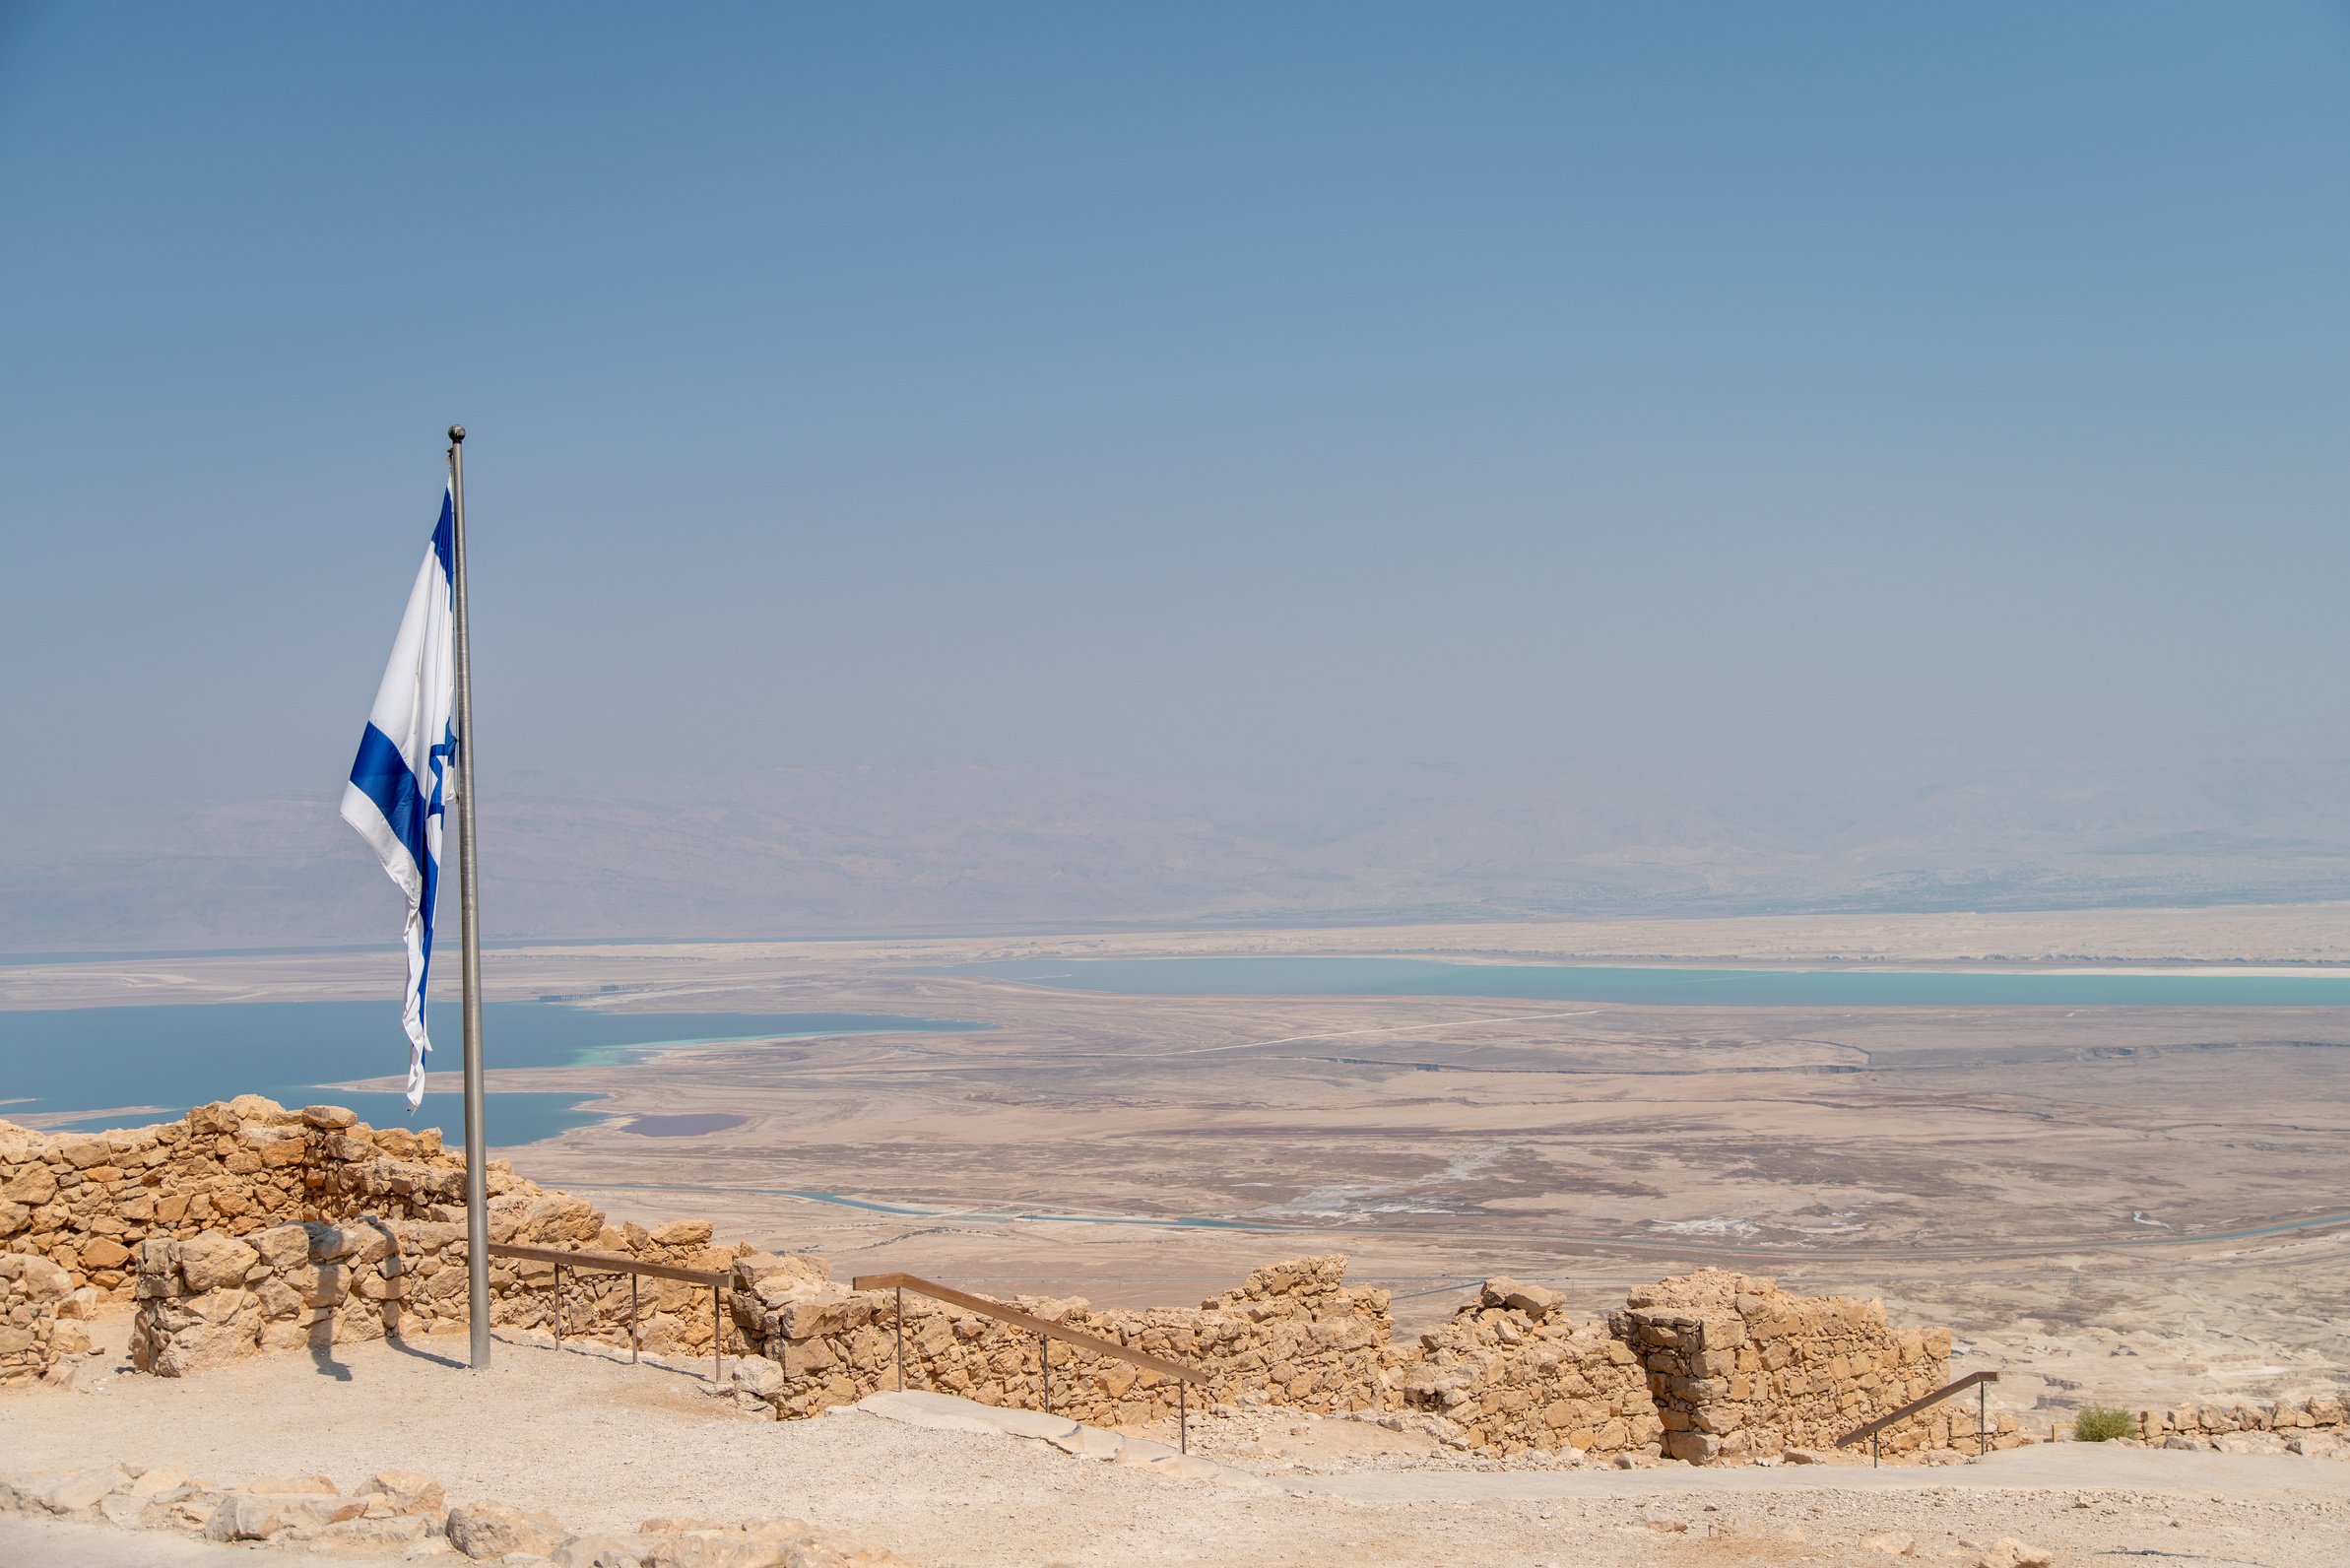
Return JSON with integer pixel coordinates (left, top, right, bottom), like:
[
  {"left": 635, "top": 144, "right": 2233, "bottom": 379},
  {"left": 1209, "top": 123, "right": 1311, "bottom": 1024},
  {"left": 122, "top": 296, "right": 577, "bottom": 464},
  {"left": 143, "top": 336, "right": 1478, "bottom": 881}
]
[{"left": 11, "top": 726, "right": 2350, "bottom": 953}]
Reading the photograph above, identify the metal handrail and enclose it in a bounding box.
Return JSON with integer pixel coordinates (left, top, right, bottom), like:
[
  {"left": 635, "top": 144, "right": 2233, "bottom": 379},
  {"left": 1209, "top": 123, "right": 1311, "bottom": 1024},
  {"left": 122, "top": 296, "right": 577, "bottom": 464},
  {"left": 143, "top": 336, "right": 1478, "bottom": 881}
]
[
  {"left": 1837, "top": 1369, "right": 1999, "bottom": 1466},
  {"left": 489, "top": 1241, "right": 730, "bottom": 1384},
  {"left": 852, "top": 1271, "right": 1208, "bottom": 1452}
]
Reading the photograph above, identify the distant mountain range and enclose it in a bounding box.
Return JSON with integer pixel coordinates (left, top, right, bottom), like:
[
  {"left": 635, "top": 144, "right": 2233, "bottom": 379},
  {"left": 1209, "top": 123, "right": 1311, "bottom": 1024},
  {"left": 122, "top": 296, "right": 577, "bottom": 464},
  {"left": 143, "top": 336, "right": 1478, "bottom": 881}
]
[{"left": 11, "top": 730, "right": 2350, "bottom": 950}]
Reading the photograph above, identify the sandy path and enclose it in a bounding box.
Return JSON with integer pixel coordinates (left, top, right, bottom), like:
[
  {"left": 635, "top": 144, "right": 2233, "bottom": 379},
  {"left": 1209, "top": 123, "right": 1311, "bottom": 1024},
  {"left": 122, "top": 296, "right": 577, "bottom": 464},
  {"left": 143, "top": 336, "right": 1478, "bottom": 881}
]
[
  {"left": 0, "top": 1515, "right": 359, "bottom": 1566},
  {"left": 5, "top": 1320, "right": 2347, "bottom": 1567}
]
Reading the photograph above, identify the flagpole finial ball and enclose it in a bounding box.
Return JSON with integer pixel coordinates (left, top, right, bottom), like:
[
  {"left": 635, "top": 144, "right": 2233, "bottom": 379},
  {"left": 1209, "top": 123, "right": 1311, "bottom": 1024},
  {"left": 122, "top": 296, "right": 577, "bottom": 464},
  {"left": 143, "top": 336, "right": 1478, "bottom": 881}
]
[{"left": 448, "top": 425, "right": 466, "bottom": 443}]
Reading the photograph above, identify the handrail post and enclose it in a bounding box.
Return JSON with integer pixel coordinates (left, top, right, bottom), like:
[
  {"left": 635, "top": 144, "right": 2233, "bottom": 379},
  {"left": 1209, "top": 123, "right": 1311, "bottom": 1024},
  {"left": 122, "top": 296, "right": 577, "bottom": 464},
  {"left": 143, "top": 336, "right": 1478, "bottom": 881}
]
[
  {"left": 488, "top": 1243, "right": 732, "bottom": 1373},
  {"left": 848, "top": 1272, "right": 1207, "bottom": 1433},
  {"left": 1871, "top": 1432, "right": 1878, "bottom": 1469},
  {"left": 1837, "top": 1370, "right": 2001, "bottom": 1454}
]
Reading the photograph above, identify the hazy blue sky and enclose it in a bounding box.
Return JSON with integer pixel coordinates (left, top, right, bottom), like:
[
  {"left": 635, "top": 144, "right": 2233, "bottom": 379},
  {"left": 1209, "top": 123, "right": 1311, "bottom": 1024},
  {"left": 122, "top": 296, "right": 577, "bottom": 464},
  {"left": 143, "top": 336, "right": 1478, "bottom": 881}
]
[{"left": 3, "top": 3, "right": 2345, "bottom": 806}]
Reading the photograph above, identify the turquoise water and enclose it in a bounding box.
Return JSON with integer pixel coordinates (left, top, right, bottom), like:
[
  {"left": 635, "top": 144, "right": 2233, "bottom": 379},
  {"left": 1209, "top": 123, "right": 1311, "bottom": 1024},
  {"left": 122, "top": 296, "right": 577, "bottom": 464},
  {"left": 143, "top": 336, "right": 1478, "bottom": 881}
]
[
  {"left": 965, "top": 955, "right": 2350, "bottom": 1008},
  {"left": 0, "top": 1002, "right": 985, "bottom": 1147}
]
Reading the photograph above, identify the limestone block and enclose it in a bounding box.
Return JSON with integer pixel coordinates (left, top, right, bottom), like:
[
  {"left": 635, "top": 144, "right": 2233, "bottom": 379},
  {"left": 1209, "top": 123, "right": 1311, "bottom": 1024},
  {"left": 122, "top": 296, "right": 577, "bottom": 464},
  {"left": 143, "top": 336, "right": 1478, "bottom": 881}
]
[
  {"left": 177, "top": 1230, "right": 260, "bottom": 1292},
  {"left": 731, "top": 1357, "right": 788, "bottom": 1399},
  {"left": 1479, "top": 1277, "right": 1562, "bottom": 1318},
  {"left": 237, "top": 1477, "right": 366, "bottom": 1529},
  {"left": 303, "top": 1514, "right": 445, "bottom": 1547},
  {"left": 555, "top": 1535, "right": 659, "bottom": 1567},
  {"left": 300, "top": 1266, "right": 350, "bottom": 1309},
  {"left": 55, "top": 1137, "right": 113, "bottom": 1170},
  {"left": 447, "top": 1499, "right": 566, "bottom": 1559},
  {"left": 1665, "top": 1430, "right": 1722, "bottom": 1464},
  {"left": 205, "top": 1494, "right": 286, "bottom": 1541},
  {"left": 247, "top": 1222, "right": 309, "bottom": 1271},
  {"left": 136, "top": 1289, "right": 262, "bottom": 1375},
  {"left": 651, "top": 1218, "right": 714, "bottom": 1248},
  {"left": 27, "top": 1464, "right": 132, "bottom": 1515},
  {"left": 638, "top": 1527, "right": 803, "bottom": 1567},
  {"left": 2, "top": 1251, "right": 72, "bottom": 1302},
  {"left": 132, "top": 1243, "right": 180, "bottom": 1301},
  {"left": 774, "top": 1286, "right": 869, "bottom": 1341},
  {"left": 3, "top": 1164, "right": 57, "bottom": 1206},
  {"left": 357, "top": 1467, "right": 443, "bottom": 1514},
  {"left": 116, "top": 1466, "right": 199, "bottom": 1507}
]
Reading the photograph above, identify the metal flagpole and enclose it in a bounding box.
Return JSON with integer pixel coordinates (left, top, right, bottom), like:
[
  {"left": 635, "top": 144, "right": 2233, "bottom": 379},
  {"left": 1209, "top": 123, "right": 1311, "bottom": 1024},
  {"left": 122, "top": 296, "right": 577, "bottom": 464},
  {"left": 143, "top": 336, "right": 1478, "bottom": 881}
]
[{"left": 447, "top": 425, "right": 491, "bottom": 1371}]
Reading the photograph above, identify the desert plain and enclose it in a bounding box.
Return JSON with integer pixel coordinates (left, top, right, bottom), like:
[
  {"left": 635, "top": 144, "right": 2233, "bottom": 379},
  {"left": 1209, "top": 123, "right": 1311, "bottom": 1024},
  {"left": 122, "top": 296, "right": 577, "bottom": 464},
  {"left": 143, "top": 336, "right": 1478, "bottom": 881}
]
[{"left": 8, "top": 902, "right": 2348, "bottom": 1440}]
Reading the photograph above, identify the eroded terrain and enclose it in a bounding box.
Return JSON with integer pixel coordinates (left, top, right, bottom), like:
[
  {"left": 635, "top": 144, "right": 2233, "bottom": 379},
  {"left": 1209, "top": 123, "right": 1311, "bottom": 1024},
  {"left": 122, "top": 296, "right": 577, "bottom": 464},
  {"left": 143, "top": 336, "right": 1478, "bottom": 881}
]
[{"left": 7, "top": 907, "right": 2347, "bottom": 1433}]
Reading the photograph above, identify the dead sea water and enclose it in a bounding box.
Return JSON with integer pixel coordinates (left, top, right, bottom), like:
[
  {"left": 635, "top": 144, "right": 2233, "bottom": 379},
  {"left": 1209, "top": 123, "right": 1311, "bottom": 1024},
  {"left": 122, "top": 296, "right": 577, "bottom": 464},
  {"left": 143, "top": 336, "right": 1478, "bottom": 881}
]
[
  {"left": 965, "top": 954, "right": 2350, "bottom": 1007},
  {"left": 0, "top": 1002, "right": 986, "bottom": 1148}
]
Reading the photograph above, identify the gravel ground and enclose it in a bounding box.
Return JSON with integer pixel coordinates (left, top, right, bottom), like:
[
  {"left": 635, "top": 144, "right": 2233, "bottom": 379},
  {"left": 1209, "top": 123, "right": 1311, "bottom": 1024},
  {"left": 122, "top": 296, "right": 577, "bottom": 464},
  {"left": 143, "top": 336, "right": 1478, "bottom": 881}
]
[
  {"left": 0, "top": 1515, "right": 360, "bottom": 1566},
  {"left": 4, "top": 1318, "right": 2345, "bottom": 1567}
]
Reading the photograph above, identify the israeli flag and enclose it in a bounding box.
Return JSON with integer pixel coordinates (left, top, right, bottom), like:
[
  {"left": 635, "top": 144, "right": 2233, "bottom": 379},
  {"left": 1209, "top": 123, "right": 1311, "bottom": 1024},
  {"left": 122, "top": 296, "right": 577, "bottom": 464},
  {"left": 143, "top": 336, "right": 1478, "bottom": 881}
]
[{"left": 340, "top": 487, "right": 459, "bottom": 1110}]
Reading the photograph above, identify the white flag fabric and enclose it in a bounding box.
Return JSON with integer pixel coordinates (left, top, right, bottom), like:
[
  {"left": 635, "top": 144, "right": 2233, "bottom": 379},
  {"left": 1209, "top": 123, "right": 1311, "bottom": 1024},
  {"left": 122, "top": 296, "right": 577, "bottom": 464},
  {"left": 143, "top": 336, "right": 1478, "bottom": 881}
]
[{"left": 340, "top": 487, "right": 459, "bottom": 1109}]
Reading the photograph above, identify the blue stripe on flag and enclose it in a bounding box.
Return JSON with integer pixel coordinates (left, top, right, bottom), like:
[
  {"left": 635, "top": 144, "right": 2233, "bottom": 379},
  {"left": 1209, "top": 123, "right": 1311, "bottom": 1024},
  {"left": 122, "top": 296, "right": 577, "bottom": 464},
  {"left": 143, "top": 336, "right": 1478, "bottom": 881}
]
[
  {"left": 416, "top": 843, "right": 438, "bottom": 1011},
  {"left": 349, "top": 721, "right": 429, "bottom": 874},
  {"left": 414, "top": 720, "right": 451, "bottom": 1006},
  {"left": 431, "top": 490, "right": 455, "bottom": 586}
]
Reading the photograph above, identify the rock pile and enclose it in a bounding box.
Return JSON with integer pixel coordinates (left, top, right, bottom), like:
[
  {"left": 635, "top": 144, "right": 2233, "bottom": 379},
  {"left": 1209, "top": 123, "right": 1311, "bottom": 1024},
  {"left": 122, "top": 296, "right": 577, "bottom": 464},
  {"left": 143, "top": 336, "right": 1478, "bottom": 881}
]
[
  {"left": 1402, "top": 1277, "right": 1662, "bottom": 1457},
  {"left": 0, "top": 1461, "right": 907, "bottom": 1564},
  {"left": 1609, "top": 1269, "right": 2017, "bottom": 1464},
  {"left": 2141, "top": 1396, "right": 2350, "bottom": 1451}
]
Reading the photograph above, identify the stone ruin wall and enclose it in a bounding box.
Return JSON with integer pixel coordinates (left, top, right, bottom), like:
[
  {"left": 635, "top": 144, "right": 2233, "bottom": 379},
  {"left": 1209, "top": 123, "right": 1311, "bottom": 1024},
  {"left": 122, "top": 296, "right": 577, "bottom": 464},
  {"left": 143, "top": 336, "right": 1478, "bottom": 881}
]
[
  {"left": 1, "top": 1097, "right": 473, "bottom": 1297},
  {"left": 127, "top": 1198, "right": 754, "bottom": 1378},
  {"left": 1399, "top": 1277, "right": 1663, "bottom": 1456},
  {"left": 3, "top": 1098, "right": 754, "bottom": 1368},
  {"left": 735, "top": 1252, "right": 1400, "bottom": 1435},
  {"left": 1610, "top": 1270, "right": 2024, "bottom": 1463},
  {"left": 1, "top": 1250, "right": 98, "bottom": 1388},
  {"left": 30, "top": 1098, "right": 2340, "bottom": 1466}
]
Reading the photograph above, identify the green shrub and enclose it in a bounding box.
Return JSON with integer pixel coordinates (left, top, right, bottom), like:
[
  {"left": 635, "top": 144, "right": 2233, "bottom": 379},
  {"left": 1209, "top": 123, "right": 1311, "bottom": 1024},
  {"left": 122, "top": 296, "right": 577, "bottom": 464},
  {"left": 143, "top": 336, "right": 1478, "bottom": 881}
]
[{"left": 2072, "top": 1405, "right": 2135, "bottom": 1442}]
